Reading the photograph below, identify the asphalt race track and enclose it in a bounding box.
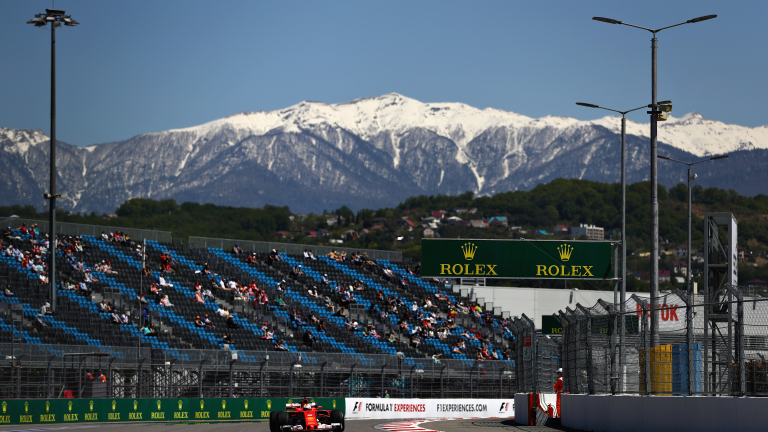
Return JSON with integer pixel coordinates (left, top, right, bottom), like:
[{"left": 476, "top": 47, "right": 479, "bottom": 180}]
[{"left": 0, "top": 418, "right": 580, "bottom": 432}]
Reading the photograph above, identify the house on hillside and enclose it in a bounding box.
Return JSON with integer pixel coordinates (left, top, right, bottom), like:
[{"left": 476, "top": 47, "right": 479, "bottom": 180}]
[
  {"left": 422, "top": 227, "right": 435, "bottom": 238},
  {"left": 675, "top": 244, "right": 689, "bottom": 257},
  {"left": 317, "top": 228, "right": 330, "bottom": 237},
  {"left": 554, "top": 225, "right": 569, "bottom": 234},
  {"left": 659, "top": 270, "right": 671, "bottom": 282},
  {"left": 489, "top": 216, "right": 508, "bottom": 227},
  {"left": 470, "top": 219, "right": 487, "bottom": 229},
  {"left": 399, "top": 219, "right": 416, "bottom": 230},
  {"left": 453, "top": 207, "right": 468, "bottom": 214},
  {"left": 275, "top": 231, "right": 293, "bottom": 239},
  {"left": 344, "top": 230, "right": 359, "bottom": 241},
  {"left": 431, "top": 211, "right": 447, "bottom": 219},
  {"left": 534, "top": 230, "right": 553, "bottom": 236},
  {"left": 445, "top": 216, "right": 463, "bottom": 225}
]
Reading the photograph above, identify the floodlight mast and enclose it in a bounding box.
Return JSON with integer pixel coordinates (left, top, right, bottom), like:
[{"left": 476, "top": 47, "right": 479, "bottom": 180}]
[
  {"left": 27, "top": 9, "right": 79, "bottom": 314},
  {"left": 592, "top": 14, "right": 717, "bottom": 348},
  {"left": 658, "top": 154, "right": 730, "bottom": 298}
]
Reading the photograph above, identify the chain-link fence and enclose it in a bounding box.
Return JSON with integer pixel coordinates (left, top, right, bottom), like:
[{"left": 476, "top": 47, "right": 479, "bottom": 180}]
[
  {"left": 557, "top": 286, "right": 768, "bottom": 396},
  {"left": 188, "top": 237, "right": 403, "bottom": 262},
  {"left": 0, "top": 343, "right": 514, "bottom": 400}
]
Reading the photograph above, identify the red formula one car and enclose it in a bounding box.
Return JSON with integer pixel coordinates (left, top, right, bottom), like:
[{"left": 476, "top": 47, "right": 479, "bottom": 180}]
[{"left": 269, "top": 399, "right": 345, "bottom": 432}]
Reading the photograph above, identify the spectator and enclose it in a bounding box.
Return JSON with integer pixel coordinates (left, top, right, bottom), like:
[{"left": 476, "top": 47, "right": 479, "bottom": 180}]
[
  {"left": 246, "top": 253, "right": 258, "bottom": 264},
  {"left": 201, "top": 263, "right": 212, "bottom": 275},
  {"left": 217, "top": 306, "right": 230, "bottom": 319},
  {"left": 4, "top": 284, "right": 13, "bottom": 297},
  {"left": 232, "top": 243, "right": 244, "bottom": 255},
  {"left": 142, "top": 264, "right": 152, "bottom": 276},
  {"left": 111, "top": 310, "right": 121, "bottom": 325},
  {"left": 263, "top": 328, "right": 275, "bottom": 340},
  {"left": 119, "top": 311, "right": 129, "bottom": 324},
  {"left": 226, "top": 315, "right": 238, "bottom": 329},
  {"left": 318, "top": 321, "right": 327, "bottom": 332},
  {"left": 159, "top": 295, "right": 174, "bottom": 307},
  {"left": 267, "top": 249, "right": 282, "bottom": 265},
  {"left": 223, "top": 333, "right": 234, "bottom": 345},
  {"left": 40, "top": 302, "right": 53, "bottom": 316},
  {"left": 157, "top": 275, "right": 173, "bottom": 288},
  {"left": 274, "top": 339, "right": 288, "bottom": 351},
  {"left": 137, "top": 292, "right": 148, "bottom": 306},
  {"left": 36, "top": 314, "right": 47, "bottom": 327},
  {"left": 303, "top": 329, "right": 315, "bottom": 348},
  {"left": 99, "top": 299, "right": 109, "bottom": 312},
  {"left": 194, "top": 316, "right": 205, "bottom": 327},
  {"left": 204, "top": 314, "right": 214, "bottom": 328}
]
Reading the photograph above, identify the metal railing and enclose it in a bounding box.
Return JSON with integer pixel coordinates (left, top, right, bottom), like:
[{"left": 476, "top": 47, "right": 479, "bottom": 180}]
[
  {"left": 188, "top": 237, "right": 403, "bottom": 262},
  {"left": 555, "top": 286, "right": 768, "bottom": 396},
  {"left": 0, "top": 343, "right": 514, "bottom": 400},
  {"left": 0, "top": 217, "right": 172, "bottom": 243}
]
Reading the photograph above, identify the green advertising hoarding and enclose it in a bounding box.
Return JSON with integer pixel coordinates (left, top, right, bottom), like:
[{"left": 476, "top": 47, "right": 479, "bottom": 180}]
[
  {"left": 422, "top": 239, "right": 615, "bottom": 280},
  {"left": 0, "top": 397, "right": 342, "bottom": 426},
  {"left": 541, "top": 315, "right": 563, "bottom": 335}
]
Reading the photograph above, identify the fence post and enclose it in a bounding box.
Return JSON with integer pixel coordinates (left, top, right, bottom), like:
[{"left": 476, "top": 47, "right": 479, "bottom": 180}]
[
  {"left": 260, "top": 359, "right": 268, "bottom": 397},
  {"left": 47, "top": 355, "right": 55, "bottom": 398},
  {"left": 674, "top": 289, "right": 695, "bottom": 396},
  {"left": 522, "top": 314, "right": 536, "bottom": 396},
  {"left": 198, "top": 359, "right": 206, "bottom": 398},
  {"left": 320, "top": 362, "right": 327, "bottom": 397},
  {"left": 726, "top": 285, "right": 745, "bottom": 396},
  {"left": 440, "top": 365, "right": 446, "bottom": 398},
  {"left": 167, "top": 359, "right": 175, "bottom": 398},
  {"left": 229, "top": 358, "right": 237, "bottom": 398},
  {"left": 409, "top": 365, "right": 416, "bottom": 398},
  {"left": 598, "top": 299, "right": 617, "bottom": 395},
  {"left": 633, "top": 295, "right": 651, "bottom": 395},
  {"left": 499, "top": 366, "right": 505, "bottom": 398},
  {"left": 575, "top": 305, "right": 593, "bottom": 395},
  {"left": 380, "top": 363, "right": 387, "bottom": 398},
  {"left": 349, "top": 363, "right": 357, "bottom": 397}
]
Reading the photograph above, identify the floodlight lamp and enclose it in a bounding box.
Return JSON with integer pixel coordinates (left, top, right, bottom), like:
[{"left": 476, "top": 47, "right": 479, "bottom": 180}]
[
  {"left": 46, "top": 9, "right": 66, "bottom": 17},
  {"left": 27, "top": 16, "right": 46, "bottom": 26},
  {"left": 656, "top": 112, "right": 668, "bottom": 121},
  {"left": 688, "top": 15, "right": 717, "bottom": 24},
  {"left": 576, "top": 103, "right": 599, "bottom": 108},
  {"left": 658, "top": 100, "right": 671, "bottom": 105},
  {"left": 593, "top": 17, "right": 622, "bottom": 24},
  {"left": 660, "top": 104, "right": 672, "bottom": 113}
]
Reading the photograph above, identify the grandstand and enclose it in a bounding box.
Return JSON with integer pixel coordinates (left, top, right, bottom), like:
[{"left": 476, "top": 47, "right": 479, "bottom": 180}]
[{"left": 0, "top": 220, "right": 517, "bottom": 399}]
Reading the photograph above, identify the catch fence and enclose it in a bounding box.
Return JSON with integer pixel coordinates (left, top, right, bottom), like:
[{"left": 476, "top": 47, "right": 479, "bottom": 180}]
[
  {"left": 554, "top": 286, "right": 768, "bottom": 396},
  {"left": 0, "top": 344, "right": 514, "bottom": 400}
]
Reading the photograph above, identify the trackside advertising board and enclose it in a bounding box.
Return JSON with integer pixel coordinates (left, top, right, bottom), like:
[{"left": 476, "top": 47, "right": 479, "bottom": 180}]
[
  {"left": 0, "top": 397, "right": 341, "bottom": 425},
  {"left": 421, "top": 239, "right": 614, "bottom": 280},
  {"left": 345, "top": 398, "right": 514, "bottom": 420}
]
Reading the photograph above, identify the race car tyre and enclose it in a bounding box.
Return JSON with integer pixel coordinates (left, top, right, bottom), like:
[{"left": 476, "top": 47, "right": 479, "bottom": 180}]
[
  {"left": 331, "top": 409, "right": 345, "bottom": 431},
  {"left": 277, "top": 411, "right": 291, "bottom": 430},
  {"left": 269, "top": 411, "right": 279, "bottom": 432}
]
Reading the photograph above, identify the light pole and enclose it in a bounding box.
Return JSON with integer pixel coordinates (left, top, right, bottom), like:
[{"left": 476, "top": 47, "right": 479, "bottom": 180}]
[
  {"left": 658, "top": 154, "right": 729, "bottom": 294},
  {"left": 593, "top": 14, "right": 717, "bottom": 347},
  {"left": 576, "top": 101, "right": 650, "bottom": 378},
  {"left": 27, "top": 9, "right": 79, "bottom": 313}
]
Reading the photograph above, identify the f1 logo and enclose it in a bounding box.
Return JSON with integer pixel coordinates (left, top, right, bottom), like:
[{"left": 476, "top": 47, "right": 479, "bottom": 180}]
[
  {"left": 353, "top": 402, "right": 362, "bottom": 411},
  {"left": 499, "top": 402, "right": 509, "bottom": 412}
]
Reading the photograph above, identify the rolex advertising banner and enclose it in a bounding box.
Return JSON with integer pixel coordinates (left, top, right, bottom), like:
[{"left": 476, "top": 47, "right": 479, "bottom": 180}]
[
  {"left": 422, "top": 239, "right": 614, "bottom": 280},
  {"left": 0, "top": 397, "right": 342, "bottom": 425}
]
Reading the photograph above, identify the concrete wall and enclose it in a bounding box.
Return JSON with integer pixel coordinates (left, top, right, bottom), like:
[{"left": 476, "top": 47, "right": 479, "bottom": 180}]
[
  {"left": 460, "top": 286, "right": 642, "bottom": 329},
  {"left": 562, "top": 394, "right": 768, "bottom": 432}
]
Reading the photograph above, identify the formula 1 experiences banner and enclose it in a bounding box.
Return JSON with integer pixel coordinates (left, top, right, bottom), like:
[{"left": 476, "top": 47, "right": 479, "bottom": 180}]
[{"left": 345, "top": 398, "right": 514, "bottom": 420}]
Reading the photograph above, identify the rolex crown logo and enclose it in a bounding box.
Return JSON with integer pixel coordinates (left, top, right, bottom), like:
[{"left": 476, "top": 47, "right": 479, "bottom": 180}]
[
  {"left": 133, "top": 400, "right": 138, "bottom": 411},
  {"left": 25, "top": 402, "right": 29, "bottom": 413},
  {"left": 461, "top": 242, "right": 478, "bottom": 260},
  {"left": 68, "top": 401, "right": 73, "bottom": 411},
  {"left": 222, "top": 399, "right": 226, "bottom": 410},
  {"left": 112, "top": 400, "right": 116, "bottom": 411},
  {"left": 2, "top": 401, "right": 6, "bottom": 413},
  {"left": 46, "top": 401, "right": 50, "bottom": 412},
  {"left": 557, "top": 244, "right": 574, "bottom": 262},
  {"left": 200, "top": 400, "right": 204, "bottom": 410},
  {"left": 157, "top": 400, "right": 161, "bottom": 410},
  {"left": 178, "top": 400, "right": 183, "bottom": 411},
  {"left": 90, "top": 401, "right": 95, "bottom": 411},
  {"left": 267, "top": 400, "right": 272, "bottom": 409},
  {"left": 244, "top": 399, "right": 249, "bottom": 409}
]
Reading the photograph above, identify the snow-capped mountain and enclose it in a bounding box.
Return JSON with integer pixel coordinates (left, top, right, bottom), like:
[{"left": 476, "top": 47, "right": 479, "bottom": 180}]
[{"left": 1, "top": 93, "right": 766, "bottom": 214}]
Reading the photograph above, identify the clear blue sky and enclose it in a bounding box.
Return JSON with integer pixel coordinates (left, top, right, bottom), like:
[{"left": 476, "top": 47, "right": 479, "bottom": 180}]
[{"left": 2, "top": 0, "right": 766, "bottom": 147}]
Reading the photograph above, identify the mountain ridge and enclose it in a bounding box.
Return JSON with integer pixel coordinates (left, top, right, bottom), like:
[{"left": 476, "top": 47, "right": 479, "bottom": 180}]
[{"left": 1, "top": 93, "right": 766, "bottom": 214}]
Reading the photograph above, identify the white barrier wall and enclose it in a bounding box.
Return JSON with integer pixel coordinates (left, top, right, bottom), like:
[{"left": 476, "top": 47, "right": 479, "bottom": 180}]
[
  {"left": 345, "top": 398, "right": 514, "bottom": 420},
  {"left": 562, "top": 394, "right": 768, "bottom": 432}
]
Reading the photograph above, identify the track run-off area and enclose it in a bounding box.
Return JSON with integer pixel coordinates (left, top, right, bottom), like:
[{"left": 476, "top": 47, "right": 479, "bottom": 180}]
[{"left": 0, "top": 417, "right": 582, "bottom": 432}]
